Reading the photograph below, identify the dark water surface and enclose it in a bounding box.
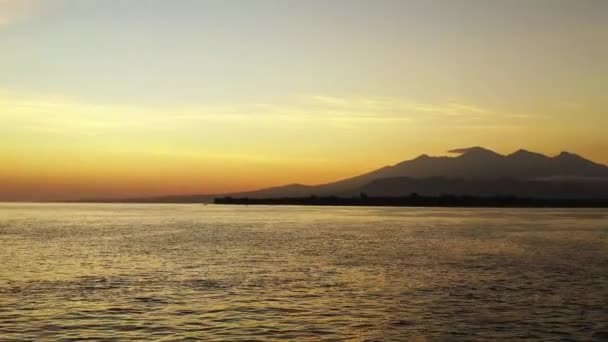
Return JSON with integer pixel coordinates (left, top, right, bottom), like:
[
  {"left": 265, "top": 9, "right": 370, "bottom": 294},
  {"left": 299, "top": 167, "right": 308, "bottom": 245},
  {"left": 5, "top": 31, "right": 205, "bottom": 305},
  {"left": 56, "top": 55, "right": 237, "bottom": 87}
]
[{"left": 1, "top": 204, "right": 607, "bottom": 341}]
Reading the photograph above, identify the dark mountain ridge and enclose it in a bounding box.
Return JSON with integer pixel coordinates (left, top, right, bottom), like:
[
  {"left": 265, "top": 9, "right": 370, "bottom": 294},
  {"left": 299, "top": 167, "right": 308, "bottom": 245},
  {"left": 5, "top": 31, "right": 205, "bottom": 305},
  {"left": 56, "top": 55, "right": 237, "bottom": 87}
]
[
  {"left": 353, "top": 176, "right": 608, "bottom": 199},
  {"left": 263, "top": 147, "right": 608, "bottom": 197},
  {"left": 80, "top": 147, "right": 608, "bottom": 202}
]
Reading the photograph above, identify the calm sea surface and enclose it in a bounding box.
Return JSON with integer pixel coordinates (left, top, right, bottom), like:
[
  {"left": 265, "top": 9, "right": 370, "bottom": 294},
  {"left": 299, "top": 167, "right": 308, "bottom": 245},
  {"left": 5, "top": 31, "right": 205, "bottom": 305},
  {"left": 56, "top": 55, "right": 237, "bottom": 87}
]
[{"left": 1, "top": 204, "right": 607, "bottom": 341}]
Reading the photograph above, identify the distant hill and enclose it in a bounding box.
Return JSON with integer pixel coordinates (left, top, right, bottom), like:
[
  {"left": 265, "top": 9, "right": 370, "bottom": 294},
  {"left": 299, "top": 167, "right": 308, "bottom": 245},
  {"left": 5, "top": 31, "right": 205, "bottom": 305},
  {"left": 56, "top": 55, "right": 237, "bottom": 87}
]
[
  {"left": 81, "top": 147, "right": 608, "bottom": 202},
  {"left": 331, "top": 146, "right": 608, "bottom": 183},
  {"left": 264, "top": 147, "right": 608, "bottom": 194},
  {"left": 354, "top": 176, "right": 608, "bottom": 199}
]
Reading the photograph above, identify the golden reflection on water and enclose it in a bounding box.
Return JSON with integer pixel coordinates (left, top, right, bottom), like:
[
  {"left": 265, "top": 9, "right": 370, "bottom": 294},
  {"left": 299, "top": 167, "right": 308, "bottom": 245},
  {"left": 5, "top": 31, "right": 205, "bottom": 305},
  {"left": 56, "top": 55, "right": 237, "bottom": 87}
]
[{"left": 1, "top": 204, "right": 607, "bottom": 340}]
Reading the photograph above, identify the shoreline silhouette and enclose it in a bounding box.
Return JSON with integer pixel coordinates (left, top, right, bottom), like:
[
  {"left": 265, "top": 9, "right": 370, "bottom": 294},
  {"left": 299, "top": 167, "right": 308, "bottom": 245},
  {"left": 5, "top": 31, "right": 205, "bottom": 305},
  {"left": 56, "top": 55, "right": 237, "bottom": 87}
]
[
  {"left": 72, "top": 147, "right": 608, "bottom": 204},
  {"left": 214, "top": 194, "right": 608, "bottom": 208}
]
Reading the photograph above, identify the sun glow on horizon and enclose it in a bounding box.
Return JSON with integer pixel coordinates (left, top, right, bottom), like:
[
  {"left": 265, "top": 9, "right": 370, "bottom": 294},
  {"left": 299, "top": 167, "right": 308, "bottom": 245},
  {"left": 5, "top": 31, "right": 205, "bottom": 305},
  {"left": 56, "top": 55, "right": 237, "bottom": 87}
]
[{"left": 1, "top": 0, "right": 607, "bottom": 201}]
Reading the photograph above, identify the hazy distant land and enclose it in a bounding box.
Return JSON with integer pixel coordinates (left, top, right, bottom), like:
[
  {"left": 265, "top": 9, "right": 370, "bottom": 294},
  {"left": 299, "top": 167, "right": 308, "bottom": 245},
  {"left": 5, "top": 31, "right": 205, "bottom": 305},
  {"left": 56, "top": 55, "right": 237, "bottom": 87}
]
[
  {"left": 214, "top": 194, "right": 608, "bottom": 208},
  {"left": 80, "top": 147, "right": 608, "bottom": 205}
]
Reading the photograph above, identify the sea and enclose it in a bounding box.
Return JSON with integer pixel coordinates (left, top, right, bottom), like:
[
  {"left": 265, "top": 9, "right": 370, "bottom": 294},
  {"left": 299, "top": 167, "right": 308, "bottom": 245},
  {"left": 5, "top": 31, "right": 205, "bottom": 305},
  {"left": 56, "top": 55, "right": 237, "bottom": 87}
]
[{"left": 1, "top": 203, "right": 607, "bottom": 341}]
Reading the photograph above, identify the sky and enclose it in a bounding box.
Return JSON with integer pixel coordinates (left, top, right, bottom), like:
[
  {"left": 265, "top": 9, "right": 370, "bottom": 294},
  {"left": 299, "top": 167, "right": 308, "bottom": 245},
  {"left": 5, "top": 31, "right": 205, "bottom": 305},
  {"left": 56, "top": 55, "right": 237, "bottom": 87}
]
[{"left": 1, "top": 0, "right": 607, "bottom": 201}]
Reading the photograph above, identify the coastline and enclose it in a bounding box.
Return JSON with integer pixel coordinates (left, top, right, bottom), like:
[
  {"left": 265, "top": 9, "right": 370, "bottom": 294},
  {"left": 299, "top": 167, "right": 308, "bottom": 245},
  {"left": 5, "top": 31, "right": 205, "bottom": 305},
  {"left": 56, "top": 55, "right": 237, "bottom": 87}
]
[{"left": 214, "top": 195, "right": 608, "bottom": 208}]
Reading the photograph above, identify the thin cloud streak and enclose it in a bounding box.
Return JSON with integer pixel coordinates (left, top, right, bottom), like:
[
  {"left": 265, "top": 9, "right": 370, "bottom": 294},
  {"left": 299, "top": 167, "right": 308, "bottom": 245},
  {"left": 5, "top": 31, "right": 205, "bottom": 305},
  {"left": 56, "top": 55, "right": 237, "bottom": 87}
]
[{"left": 0, "top": 89, "right": 530, "bottom": 137}]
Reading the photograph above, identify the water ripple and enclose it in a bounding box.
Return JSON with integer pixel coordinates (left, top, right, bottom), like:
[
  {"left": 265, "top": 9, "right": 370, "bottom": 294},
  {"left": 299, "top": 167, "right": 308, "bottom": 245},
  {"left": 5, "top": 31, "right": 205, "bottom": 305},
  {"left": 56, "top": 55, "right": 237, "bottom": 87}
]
[{"left": 0, "top": 204, "right": 607, "bottom": 341}]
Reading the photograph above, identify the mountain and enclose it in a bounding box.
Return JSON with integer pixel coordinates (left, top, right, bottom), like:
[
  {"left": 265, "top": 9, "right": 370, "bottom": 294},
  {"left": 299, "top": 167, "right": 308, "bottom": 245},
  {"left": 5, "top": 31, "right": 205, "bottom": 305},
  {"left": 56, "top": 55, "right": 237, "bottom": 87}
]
[
  {"left": 83, "top": 147, "right": 608, "bottom": 202},
  {"left": 357, "top": 146, "right": 608, "bottom": 181},
  {"left": 271, "top": 147, "right": 608, "bottom": 197},
  {"left": 354, "top": 177, "right": 608, "bottom": 199}
]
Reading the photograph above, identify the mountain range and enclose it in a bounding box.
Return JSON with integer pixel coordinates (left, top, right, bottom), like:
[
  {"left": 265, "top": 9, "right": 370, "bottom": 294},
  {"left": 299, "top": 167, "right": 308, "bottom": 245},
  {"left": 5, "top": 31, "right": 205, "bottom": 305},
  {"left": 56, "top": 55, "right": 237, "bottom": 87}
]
[{"left": 90, "top": 147, "right": 608, "bottom": 202}]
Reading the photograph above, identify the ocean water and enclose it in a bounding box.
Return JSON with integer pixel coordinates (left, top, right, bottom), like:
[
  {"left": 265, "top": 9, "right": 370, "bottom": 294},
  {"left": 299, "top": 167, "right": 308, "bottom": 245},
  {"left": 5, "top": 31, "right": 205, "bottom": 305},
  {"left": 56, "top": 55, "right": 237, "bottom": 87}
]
[{"left": 0, "top": 203, "right": 607, "bottom": 341}]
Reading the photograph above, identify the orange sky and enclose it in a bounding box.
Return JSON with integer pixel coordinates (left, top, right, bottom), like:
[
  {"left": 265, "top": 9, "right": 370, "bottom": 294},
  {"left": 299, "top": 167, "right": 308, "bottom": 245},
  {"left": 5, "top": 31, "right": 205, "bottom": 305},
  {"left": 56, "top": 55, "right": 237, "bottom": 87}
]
[{"left": 1, "top": 1, "right": 607, "bottom": 201}]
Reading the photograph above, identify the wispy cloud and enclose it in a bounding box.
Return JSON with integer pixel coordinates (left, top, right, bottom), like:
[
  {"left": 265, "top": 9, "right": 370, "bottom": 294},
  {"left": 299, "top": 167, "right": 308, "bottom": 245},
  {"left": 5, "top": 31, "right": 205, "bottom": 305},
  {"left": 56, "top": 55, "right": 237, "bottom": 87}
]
[
  {"left": 0, "top": 89, "right": 530, "bottom": 137},
  {"left": 300, "top": 95, "right": 495, "bottom": 118}
]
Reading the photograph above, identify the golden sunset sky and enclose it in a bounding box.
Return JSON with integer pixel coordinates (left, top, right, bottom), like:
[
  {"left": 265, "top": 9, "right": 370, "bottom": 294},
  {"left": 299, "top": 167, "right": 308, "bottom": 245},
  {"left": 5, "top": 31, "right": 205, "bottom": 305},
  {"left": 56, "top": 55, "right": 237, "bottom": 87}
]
[{"left": 1, "top": 0, "right": 607, "bottom": 201}]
